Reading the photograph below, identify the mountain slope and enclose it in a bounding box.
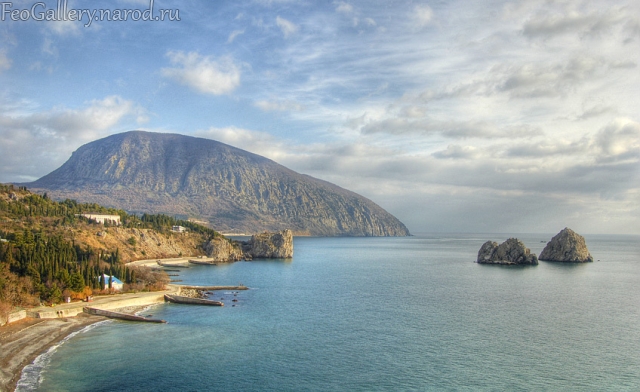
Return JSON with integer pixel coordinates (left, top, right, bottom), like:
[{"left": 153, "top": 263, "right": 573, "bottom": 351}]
[{"left": 28, "top": 131, "right": 410, "bottom": 236}]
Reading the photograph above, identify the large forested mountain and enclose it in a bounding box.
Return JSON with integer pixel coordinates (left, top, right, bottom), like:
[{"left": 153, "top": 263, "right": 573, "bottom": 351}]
[{"left": 28, "top": 131, "right": 410, "bottom": 236}]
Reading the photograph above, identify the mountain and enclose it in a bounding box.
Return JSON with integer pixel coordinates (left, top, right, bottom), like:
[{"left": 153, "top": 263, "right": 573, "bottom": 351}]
[{"left": 27, "top": 131, "right": 410, "bottom": 236}]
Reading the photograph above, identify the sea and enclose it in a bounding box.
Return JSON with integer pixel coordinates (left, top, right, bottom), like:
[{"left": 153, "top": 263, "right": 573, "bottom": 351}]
[{"left": 16, "top": 233, "right": 640, "bottom": 391}]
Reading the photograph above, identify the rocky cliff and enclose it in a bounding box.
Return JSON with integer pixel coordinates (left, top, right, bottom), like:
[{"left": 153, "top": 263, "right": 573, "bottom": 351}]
[
  {"left": 27, "top": 131, "right": 409, "bottom": 237},
  {"left": 477, "top": 238, "right": 538, "bottom": 265},
  {"left": 202, "top": 236, "right": 244, "bottom": 263},
  {"left": 203, "top": 230, "right": 293, "bottom": 261},
  {"left": 243, "top": 230, "right": 294, "bottom": 259},
  {"left": 539, "top": 228, "right": 593, "bottom": 263}
]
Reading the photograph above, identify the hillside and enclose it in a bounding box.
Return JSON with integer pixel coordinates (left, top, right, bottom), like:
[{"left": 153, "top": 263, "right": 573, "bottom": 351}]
[
  {"left": 27, "top": 131, "right": 410, "bottom": 236},
  {"left": 0, "top": 184, "right": 214, "bottom": 307},
  {"left": 0, "top": 187, "right": 211, "bottom": 262}
]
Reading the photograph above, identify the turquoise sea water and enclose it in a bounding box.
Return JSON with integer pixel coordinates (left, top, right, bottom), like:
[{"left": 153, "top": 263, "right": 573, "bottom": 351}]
[{"left": 17, "top": 234, "right": 640, "bottom": 391}]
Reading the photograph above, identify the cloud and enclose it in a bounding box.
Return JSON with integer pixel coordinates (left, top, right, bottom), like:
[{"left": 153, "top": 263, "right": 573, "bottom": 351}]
[
  {"left": 335, "top": 2, "right": 353, "bottom": 14},
  {"left": 161, "top": 51, "right": 241, "bottom": 95},
  {"left": 228, "top": 29, "right": 245, "bottom": 43},
  {"left": 413, "top": 4, "right": 434, "bottom": 28},
  {"left": 0, "top": 96, "right": 144, "bottom": 182},
  {"left": 190, "top": 119, "right": 639, "bottom": 234},
  {"left": 276, "top": 16, "right": 299, "bottom": 38},
  {"left": 254, "top": 99, "right": 304, "bottom": 112},
  {"left": 360, "top": 117, "right": 542, "bottom": 139},
  {"left": 609, "top": 60, "right": 637, "bottom": 69},
  {"left": 594, "top": 118, "right": 640, "bottom": 162},
  {"left": 522, "top": 6, "right": 630, "bottom": 40},
  {"left": 47, "top": 20, "right": 81, "bottom": 36},
  {"left": 0, "top": 51, "right": 11, "bottom": 72},
  {"left": 496, "top": 56, "right": 605, "bottom": 98},
  {"left": 577, "top": 104, "right": 616, "bottom": 120},
  {"left": 432, "top": 145, "right": 480, "bottom": 160}
]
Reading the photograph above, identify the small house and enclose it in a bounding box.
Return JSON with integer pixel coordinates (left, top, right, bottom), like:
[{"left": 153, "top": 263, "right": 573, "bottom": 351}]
[
  {"left": 98, "top": 274, "right": 124, "bottom": 291},
  {"left": 172, "top": 225, "right": 186, "bottom": 233}
]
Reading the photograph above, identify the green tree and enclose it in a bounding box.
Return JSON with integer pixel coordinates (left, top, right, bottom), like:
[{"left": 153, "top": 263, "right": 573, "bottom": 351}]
[{"left": 70, "top": 271, "right": 85, "bottom": 293}]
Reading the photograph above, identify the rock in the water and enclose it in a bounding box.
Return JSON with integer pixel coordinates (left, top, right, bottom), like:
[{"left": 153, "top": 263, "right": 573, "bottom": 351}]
[
  {"left": 539, "top": 228, "right": 593, "bottom": 263},
  {"left": 477, "top": 241, "right": 499, "bottom": 263},
  {"left": 203, "top": 230, "right": 294, "bottom": 261},
  {"left": 476, "top": 238, "right": 538, "bottom": 265},
  {"left": 243, "top": 229, "right": 294, "bottom": 258},
  {"left": 203, "top": 236, "right": 244, "bottom": 262}
]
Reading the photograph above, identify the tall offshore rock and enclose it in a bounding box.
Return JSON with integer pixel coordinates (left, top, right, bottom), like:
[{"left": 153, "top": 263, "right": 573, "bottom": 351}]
[
  {"left": 477, "top": 238, "right": 538, "bottom": 265},
  {"left": 27, "top": 131, "right": 410, "bottom": 237},
  {"left": 244, "top": 229, "right": 294, "bottom": 258},
  {"left": 539, "top": 228, "right": 593, "bottom": 263}
]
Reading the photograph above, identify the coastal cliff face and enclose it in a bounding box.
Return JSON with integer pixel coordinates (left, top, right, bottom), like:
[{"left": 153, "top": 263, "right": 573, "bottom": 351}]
[
  {"left": 539, "top": 228, "right": 593, "bottom": 263},
  {"left": 203, "top": 230, "right": 293, "bottom": 261},
  {"left": 477, "top": 238, "right": 538, "bottom": 265},
  {"left": 202, "top": 237, "right": 244, "bottom": 262},
  {"left": 27, "top": 131, "right": 410, "bottom": 237},
  {"left": 244, "top": 229, "right": 294, "bottom": 259}
]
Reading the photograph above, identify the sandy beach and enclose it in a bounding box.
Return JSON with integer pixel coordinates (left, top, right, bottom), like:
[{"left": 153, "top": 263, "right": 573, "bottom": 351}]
[
  {"left": 0, "top": 314, "right": 105, "bottom": 392},
  {"left": 0, "top": 288, "right": 174, "bottom": 392}
]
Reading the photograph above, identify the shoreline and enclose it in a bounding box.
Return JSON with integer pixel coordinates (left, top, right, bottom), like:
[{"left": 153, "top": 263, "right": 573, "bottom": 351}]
[
  {"left": 0, "top": 296, "right": 169, "bottom": 392},
  {"left": 2, "top": 314, "right": 105, "bottom": 392}
]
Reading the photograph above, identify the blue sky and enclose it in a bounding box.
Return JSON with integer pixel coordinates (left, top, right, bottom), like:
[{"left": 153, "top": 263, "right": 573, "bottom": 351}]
[{"left": 0, "top": 0, "right": 639, "bottom": 234}]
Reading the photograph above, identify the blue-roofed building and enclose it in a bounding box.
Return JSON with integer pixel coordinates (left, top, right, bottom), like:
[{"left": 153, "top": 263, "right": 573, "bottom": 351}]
[{"left": 98, "top": 274, "right": 124, "bottom": 291}]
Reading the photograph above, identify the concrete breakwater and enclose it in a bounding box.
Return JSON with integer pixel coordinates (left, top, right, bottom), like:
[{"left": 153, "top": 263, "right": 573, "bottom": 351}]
[
  {"left": 164, "top": 294, "right": 224, "bottom": 306},
  {"left": 84, "top": 307, "right": 166, "bottom": 323},
  {"left": 178, "top": 285, "right": 249, "bottom": 291}
]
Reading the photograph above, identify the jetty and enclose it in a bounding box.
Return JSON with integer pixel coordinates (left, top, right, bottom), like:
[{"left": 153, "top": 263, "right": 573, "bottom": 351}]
[
  {"left": 178, "top": 285, "right": 248, "bottom": 291},
  {"left": 164, "top": 294, "right": 224, "bottom": 306},
  {"left": 84, "top": 307, "right": 166, "bottom": 323},
  {"left": 188, "top": 258, "right": 218, "bottom": 265},
  {"left": 157, "top": 260, "right": 190, "bottom": 268}
]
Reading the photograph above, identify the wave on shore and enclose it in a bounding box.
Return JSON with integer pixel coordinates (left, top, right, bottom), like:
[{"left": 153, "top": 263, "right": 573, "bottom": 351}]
[{"left": 15, "top": 320, "right": 113, "bottom": 392}]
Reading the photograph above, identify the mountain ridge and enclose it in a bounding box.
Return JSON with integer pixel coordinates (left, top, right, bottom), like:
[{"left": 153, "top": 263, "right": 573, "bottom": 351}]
[{"left": 27, "top": 131, "right": 410, "bottom": 236}]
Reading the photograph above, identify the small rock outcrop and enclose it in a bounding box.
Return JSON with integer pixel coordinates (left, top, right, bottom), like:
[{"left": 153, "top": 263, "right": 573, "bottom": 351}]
[
  {"left": 539, "top": 228, "right": 593, "bottom": 263},
  {"left": 242, "top": 229, "right": 294, "bottom": 259},
  {"left": 203, "top": 237, "right": 244, "bottom": 262},
  {"left": 477, "top": 238, "right": 538, "bottom": 265}
]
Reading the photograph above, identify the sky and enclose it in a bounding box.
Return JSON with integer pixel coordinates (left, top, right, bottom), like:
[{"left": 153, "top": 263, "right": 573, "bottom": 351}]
[{"left": 0, "top": 0, "right": 638, "bottom": 235}]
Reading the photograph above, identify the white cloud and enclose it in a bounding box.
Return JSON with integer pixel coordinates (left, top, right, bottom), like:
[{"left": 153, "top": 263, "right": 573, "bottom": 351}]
[
  {"left": 47, "top": 20, "right": 81, "bottom": 36},
  {"left": 413, "top": 4, "right": 434, "bottom": 28},
  {"left": 522, "top": 6, "right": 631, "bottom": 40},
  {"left": 254, "top": 99, "right": 304, "bottom": 112},
  {"left": 0, "top": 96, "right": 144, "bottom": 182},
  {"left": 276, "top": 16, "right": 299, "bottom": 38},
  {"left": 228, "top": 29, "right": 245, "bottom": 43},
  {"left": 161, "top": 51, "right": 240, "bottom": 95},
  {"left": 432, "top": 144, "right": 480, "bottom": 159},
  {"left": 42, "top": 37, "right": 57, "bottom": 56},
  {"left": 0, "top": 51, "right": 11, "bottom": 72},
  {"left": 594, "top": 118, "right": 640, "bottom": 162},
  {"left": 335, "top": 2, "right": 353, "bottom": 14}
]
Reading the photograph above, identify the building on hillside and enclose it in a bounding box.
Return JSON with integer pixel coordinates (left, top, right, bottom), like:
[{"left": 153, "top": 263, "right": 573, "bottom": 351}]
[
  {"left": 172, "top": 225, "right": 186, "bottom": 233},
  {"left": 97, "top": 274, "right": 124, "bottom": 291},
  {"left": 78, "top": 214, "right": 121, "bottom": 225}
]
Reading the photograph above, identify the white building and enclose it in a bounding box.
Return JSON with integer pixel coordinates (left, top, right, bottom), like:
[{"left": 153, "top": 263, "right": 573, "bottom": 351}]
[
  {"left": 79, "top": 214, "right": 121, "bottom": 225},
  {"left": 98, "top": 274, "right": 124, "bottom": 291},
  {"left": 172, "top": 225, "right": 186, "bottom": 233}
]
